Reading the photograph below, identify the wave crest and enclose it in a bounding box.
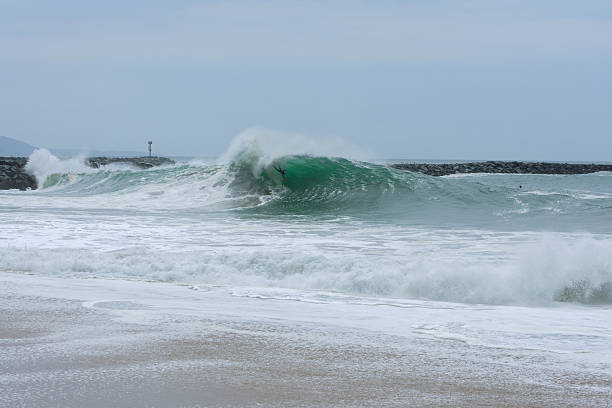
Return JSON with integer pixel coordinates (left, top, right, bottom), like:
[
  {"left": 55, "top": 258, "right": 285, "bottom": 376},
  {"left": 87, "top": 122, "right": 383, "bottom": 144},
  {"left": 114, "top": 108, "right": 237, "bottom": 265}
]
[{"left": 25, "top": 149, "right": 93, "bottom": 188}]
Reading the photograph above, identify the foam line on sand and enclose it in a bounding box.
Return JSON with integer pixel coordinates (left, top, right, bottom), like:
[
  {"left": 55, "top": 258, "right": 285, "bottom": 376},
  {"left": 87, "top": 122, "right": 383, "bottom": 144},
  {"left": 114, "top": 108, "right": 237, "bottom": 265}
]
[{"left": 1, "top": 272, "right": 610, "bottom": 408}]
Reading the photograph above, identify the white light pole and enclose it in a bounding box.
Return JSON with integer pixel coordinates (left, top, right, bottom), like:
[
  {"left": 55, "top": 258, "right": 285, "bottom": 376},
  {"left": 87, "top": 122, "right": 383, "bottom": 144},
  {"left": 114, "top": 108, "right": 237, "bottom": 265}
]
[{"left": 148, "top": 141, "right": 152, "bottom": 157}]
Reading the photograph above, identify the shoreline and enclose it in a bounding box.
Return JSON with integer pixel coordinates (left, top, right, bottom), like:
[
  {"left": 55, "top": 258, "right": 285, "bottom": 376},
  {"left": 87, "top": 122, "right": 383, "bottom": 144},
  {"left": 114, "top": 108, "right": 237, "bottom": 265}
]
[{"left": 2, "top": 272, "right": 610, "bottom": 407}]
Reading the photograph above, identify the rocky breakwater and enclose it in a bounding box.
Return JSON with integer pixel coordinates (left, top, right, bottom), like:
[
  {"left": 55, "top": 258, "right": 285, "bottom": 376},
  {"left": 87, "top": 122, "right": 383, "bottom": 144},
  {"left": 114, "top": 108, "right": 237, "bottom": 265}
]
[
  {"left": 0, "top": 156, "right": 175, "bottom": 190},
  {"left": 86, "top": 156, "right": 175, "bottom": 169},
  {"left": 0, "top": 157, "right": 37, "bottom": 190},
  {"left": 392, "top": 161, "right": 612, "bottom": 176}
]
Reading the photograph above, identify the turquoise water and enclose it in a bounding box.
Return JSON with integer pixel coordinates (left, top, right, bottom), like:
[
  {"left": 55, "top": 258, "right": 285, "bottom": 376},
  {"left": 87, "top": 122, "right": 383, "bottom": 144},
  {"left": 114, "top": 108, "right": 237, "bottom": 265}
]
[
  {"left": 1, "top": 141, "right": 610, "bottom": 306},
  {"left": 38, "top": 152, "right": 612, "bottom": 233}
]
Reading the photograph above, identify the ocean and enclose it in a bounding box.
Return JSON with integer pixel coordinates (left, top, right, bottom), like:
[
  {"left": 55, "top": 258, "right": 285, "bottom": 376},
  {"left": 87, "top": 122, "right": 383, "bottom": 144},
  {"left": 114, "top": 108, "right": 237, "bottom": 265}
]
[{"left": 1, "top": 131, "right": 611, "bottom": 399}]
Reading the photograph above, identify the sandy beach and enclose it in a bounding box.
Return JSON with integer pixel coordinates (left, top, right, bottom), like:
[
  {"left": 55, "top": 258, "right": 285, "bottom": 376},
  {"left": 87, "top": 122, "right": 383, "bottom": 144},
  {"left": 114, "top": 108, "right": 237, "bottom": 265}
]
[{"left": 2, "top": 272, "right": 610, "bottom": 408}]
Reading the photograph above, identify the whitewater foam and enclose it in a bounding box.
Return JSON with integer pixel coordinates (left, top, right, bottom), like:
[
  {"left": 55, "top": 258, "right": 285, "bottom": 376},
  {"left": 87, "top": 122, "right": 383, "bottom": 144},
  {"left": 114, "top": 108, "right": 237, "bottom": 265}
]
[
  {"left": 219, "top": 127, "right": 370, "bottom": 177},
  {"left": 25, "top": 148, "right": 93, "bottom": 188},
  {"left": 2, "top": 129, "right": 611, "bottom": 306},
  {"left": 1, "top": 226, "right": 610, "bottom": 305}
]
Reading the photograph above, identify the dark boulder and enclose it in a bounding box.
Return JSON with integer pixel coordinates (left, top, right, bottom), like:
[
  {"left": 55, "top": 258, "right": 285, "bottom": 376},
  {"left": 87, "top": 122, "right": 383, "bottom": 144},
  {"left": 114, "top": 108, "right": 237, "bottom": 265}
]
[{"left": 0, "top": 157, "right": 37, "bottom": 190}]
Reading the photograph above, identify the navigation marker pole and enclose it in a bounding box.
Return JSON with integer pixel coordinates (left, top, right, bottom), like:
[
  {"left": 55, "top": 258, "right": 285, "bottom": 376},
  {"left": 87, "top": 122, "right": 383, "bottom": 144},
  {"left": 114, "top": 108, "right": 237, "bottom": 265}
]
[{"left": 148, "top": 141, "right": 152, "bottom": 157}]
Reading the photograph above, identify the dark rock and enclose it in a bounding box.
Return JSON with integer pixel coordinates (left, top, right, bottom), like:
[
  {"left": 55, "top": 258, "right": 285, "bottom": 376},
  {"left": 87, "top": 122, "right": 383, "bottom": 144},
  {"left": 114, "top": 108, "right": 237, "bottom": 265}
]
[
  {"left": 0, "top": 157, "right": 37, "bottom": 190},
  {"left": 0, "top": 157, "right": 28, "bottom": 168},
  {"left": 391, "top": 161, "right": 612, "bottom": 176}
]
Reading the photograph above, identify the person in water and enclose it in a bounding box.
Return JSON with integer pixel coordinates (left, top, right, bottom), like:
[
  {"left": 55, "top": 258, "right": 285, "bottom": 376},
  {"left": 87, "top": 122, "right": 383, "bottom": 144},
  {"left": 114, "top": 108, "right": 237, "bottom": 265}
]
[{"left": 273, "top": 165, "right": 286, "bottom": 181}]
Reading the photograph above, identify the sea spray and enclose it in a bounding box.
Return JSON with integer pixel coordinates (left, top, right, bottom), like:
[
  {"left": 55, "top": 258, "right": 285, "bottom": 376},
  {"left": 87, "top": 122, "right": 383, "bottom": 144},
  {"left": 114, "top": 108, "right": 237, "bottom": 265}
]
[
  {"left": 25, "top": 148, "right": 92, "bottom": 188},
  {"left": 219, "top": 127, "right": 370, "bottom": 177}
]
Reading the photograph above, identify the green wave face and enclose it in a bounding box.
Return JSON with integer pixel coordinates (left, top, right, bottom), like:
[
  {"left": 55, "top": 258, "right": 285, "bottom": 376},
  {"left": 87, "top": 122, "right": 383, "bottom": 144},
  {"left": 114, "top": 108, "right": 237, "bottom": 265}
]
[
  {"left": 30, "top": 153, "right": 612, "bottom": 231},
  {"left": 230, "top": 155, "right": 422, "bottom": 215},
  {"left": 274, "top": 156, "right": 405, "bottom": 191},
  {"left": 228, "top": 155, "right": 612, "bottom": 230}
]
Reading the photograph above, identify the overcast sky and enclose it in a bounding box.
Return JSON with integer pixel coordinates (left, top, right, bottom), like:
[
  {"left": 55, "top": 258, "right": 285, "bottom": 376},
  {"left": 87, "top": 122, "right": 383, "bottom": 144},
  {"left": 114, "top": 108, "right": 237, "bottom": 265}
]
[{"left": 1, "top": 0, "right": 611, "bottom": 160}]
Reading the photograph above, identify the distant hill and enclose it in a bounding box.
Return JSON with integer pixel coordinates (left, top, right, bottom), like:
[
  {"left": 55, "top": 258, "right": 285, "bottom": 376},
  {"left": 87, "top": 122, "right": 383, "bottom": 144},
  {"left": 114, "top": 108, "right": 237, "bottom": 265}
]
[
  {"left": 0, "top": 136, "right": 142, "bottom": 158},
  {"left": 0, "top": 136, "right": 37, "bottom": 156}
]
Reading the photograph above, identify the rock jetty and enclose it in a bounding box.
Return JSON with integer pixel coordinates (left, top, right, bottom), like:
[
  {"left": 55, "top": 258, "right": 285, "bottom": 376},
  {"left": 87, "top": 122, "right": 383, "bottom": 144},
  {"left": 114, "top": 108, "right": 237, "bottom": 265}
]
[
  {"left": 0, "top": 156, "right": 175, "bottom": 190},
  {"left": 392, "top": 161, "right": 612, "bottom": 176},
  {"left": 0, "top": 157, "right": 37, "bottom": 190},
  {"left": 87, "top": 156, "right": 174, "bottom": 169}
]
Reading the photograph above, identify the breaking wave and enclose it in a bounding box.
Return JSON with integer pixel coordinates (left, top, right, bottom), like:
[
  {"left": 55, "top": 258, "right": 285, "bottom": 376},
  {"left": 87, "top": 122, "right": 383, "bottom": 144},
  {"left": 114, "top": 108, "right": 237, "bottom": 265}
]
[
  {"left": 5, "top": 129, "right": 611, "bottom": 306},
  {"left": 23, "top": 130, "right": 612, "bottom": 223},
  {"left": 2, "top": 235, "right": 610, "bottom": 305}
]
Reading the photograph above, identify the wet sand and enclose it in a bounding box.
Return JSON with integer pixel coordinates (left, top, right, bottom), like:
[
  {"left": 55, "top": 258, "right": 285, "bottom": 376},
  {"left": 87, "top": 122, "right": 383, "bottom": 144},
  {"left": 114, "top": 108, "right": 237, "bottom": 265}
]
[{"left": 1, "top": 273, "right": 610, "bottom": 408}]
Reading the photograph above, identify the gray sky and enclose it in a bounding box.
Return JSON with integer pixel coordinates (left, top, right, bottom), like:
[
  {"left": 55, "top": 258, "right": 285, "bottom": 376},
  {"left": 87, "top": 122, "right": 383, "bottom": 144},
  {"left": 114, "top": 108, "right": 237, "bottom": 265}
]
[{"left": 1, "top": 0, "right": 611, "bottom": 160}]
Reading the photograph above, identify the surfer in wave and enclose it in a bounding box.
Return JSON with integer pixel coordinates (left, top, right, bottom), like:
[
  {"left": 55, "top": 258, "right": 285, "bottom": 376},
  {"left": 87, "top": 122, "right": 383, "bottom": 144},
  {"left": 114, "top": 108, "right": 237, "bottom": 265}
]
[{"left": 273, "top": 165, "right": 286, "bottom": 182}]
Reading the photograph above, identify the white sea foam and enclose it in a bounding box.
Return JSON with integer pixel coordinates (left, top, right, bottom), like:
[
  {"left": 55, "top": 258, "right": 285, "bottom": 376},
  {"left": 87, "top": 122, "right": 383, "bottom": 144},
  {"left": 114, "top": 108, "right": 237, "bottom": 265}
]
[
  {"left": 1, "top": 225, "right": 610, "bottom": 305},
  {"left": 522, "top": 190, "right": 565, "bottom": 196},
  {"left": 574, "top": 193, "right": 612, "bottom": 200},
  {"left": 219, "top": 127, "right": 369, "bottom": 176},
  {"left": 25, "top": 148, "right": 93, "bottom": 188},
  {"left": 4, "top": 271, "right": 611, "bottom": 360}
]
